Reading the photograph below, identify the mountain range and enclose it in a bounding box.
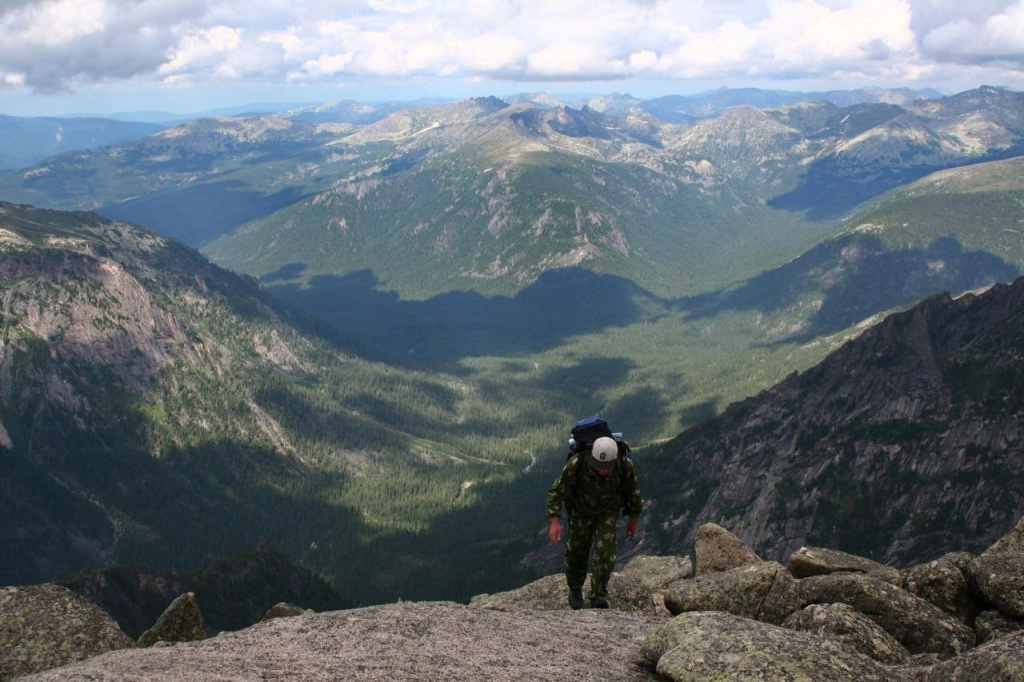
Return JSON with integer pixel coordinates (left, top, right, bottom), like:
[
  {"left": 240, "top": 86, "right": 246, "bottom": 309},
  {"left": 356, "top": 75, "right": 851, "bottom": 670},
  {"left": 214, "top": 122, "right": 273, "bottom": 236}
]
[
  {"left": 1, "top": 84, "right": 1023, "bottom": 608},
  {"left": 642, "top": 275, "right": 1024, "bottom": 565},
  {"left": 0, "top": 115, "right": 164, "bottom": 171}
]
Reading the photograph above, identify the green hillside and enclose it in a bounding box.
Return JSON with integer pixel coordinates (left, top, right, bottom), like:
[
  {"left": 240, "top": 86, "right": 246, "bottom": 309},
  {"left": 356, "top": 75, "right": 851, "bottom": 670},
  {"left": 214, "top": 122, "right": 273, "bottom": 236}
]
[
  {"left": 203, "top": 146, "right": 821, "bottom": 300},
  {"left": 843, "top": 156, "right": 1024, "bottom": 266}
]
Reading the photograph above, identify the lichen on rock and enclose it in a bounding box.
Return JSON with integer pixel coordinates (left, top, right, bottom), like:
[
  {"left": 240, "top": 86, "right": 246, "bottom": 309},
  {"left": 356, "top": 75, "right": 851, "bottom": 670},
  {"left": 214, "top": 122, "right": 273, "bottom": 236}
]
[
  {"left": 642, "top": 611, "right": 892, "bottom": 682},
  {"left": 0, "top": 583, "right": 132, "bottom": 680},
  {"left": 137, "top": 592, "right": 208, "bottom": 648}
]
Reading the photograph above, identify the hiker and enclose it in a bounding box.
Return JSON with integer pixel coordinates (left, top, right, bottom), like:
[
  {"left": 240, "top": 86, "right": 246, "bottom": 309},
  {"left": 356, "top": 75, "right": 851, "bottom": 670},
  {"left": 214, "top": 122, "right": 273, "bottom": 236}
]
[{"left": 546, "top": 418, "right": 642, "bottom": 610}]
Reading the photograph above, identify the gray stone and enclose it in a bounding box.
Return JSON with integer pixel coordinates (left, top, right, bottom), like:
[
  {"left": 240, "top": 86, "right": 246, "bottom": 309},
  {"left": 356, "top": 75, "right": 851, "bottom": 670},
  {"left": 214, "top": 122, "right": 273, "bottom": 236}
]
[
  {"left": 663, "top": 561, "right": 799, "bottom": 624},
  {"left": 641, "top": 611, "right": 893, "bottom": 682},
  {"left": 620, "top": 554, "right": 693, "bottom": 591},
  {"left": 694, "top": 523, "right": 762, "bottom": 575},
  {"left": 790, "top": 546, "right": 903, "bottom": 586},
  {"left": 469, "top": 573, "right": 653, "bottom": 613},
  {"left": 966, "top": 551, "right": 1024, "bottom": 617},
  {"left": 137, "top": 592, "right": 207, "bottom": 648},
  {"left": 799, "top": 572, "right": 975, "bottom": 656},
  {"left": 783, "top": 602, "right": 911, "bottom": 665},
  {"left": 903, "top": 552, "right": 980, "bottom": 623},
  {"left": 975, "top": 609, "right": 1024, "bottom": 645},
  {"left": 0, "top": 583, "right": 132, "bottom": 680},
  {"left": 22, "top": 601, "right": 663, "bottom": 681},
  {"left": 909, "top": 631, "right": 1024, "bottom": 681},
  {"left": 260, "top": 603, "right": 310, "bottom": 622}
]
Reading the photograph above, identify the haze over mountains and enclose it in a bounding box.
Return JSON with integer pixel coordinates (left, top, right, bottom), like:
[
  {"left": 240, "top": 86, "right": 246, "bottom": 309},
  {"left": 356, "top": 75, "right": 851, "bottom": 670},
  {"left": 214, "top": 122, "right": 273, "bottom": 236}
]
[{"left": 1, "top": 84, "right": 1022, "bottom": 610}]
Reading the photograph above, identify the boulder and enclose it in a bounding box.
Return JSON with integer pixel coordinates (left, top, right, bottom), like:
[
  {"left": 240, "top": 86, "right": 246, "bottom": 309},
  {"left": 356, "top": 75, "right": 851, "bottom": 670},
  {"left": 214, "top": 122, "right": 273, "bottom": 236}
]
[
  {"left": 620, "top": 554, "right": 692, "bottom": 591},
  {"left": 965, "top": 551, "right": 1024, "bottom": 617},
  {"left": 469, "top": 573, "right": 653, "bottom": 612},
  {"left": 261, "top": 603, "right": 311, "bottom": 622},
  {"left": 799, "top": 573, "right": 974, "bottom": 656},
  {"left": 0, "top": 583, "right": 133, "bottom": 680},
  {"left": 693, "top": 523, "right": 762, "bottom": 576},
  {"left": 975, "top": 609, "right": 1024, "bottom": 645},
  {"left": 782, "top": 602, "right": 911, "bottom": 665},
  {"left": 789, "top": 546, "right": 903, "bottom": 586},
  {"left": 663, "top": 561, "right": 799, "bottom": 624},
  {"left": 641, "top": 611, "right": 891, "bottom": 682},
  {"left": 910, "top": 631, "right": 1024, "bottom": 681},
  {"left": 903, "top": 552, "right": 979, "bottom": 623},
  {"left": 137, "top": 592, "right": 208, "bottom": 647}
]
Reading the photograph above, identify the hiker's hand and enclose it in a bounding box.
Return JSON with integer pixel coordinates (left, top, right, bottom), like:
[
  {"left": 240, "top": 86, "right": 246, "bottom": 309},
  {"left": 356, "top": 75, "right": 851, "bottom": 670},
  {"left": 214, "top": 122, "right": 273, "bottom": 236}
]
[
  {"left": 548, "top": 517, "right": 562, "bottom": 544},
  {"left": 627, "top": 517, "right": 638, "bottom": 539}
]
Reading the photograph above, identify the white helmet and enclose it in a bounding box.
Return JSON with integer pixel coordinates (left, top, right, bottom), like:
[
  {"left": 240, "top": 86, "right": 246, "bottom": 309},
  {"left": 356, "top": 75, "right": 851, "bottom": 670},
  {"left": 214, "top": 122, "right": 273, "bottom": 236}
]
[{"left": 590, "top": 436, "right": 619, "bottom": 469}]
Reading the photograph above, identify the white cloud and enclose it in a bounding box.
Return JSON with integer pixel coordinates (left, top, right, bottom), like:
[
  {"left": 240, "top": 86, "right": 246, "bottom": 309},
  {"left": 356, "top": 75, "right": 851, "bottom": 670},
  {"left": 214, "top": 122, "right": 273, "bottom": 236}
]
[
  {"left": 921, "top": 1, "right": 1024, "bottom": 62},
  {"left": 0, "top": 0, "right": 1023, "bottom": 97}
]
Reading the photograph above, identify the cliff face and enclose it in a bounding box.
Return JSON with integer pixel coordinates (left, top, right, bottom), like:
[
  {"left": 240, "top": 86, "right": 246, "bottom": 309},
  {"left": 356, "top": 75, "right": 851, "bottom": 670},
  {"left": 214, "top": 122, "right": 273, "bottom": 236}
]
[{"left": 643, "top": 277, "right": 1024, "bottom": 566}]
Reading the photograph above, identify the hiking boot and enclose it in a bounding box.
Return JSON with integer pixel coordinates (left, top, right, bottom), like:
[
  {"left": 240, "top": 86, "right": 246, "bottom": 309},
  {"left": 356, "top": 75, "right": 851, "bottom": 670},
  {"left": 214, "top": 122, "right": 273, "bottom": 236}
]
[
  {"left": 568, "top": 588, "right": 584, "bottom": 610},
  {"left": 590, "top": 597, "right": 609, "bottom": 609}
]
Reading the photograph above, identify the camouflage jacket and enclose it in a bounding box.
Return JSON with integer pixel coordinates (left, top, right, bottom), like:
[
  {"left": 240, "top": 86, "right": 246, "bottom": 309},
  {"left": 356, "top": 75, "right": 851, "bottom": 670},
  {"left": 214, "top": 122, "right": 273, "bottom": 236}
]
[{"left": 546, "top": 453, "right": 643, "bottom": 519}]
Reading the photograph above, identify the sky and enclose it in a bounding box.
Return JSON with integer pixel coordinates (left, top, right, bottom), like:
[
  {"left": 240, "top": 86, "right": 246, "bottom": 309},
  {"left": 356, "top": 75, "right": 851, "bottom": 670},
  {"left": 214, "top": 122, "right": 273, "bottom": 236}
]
[{"left": 1, "top": 0, "right": 1024, "bottom": 117}]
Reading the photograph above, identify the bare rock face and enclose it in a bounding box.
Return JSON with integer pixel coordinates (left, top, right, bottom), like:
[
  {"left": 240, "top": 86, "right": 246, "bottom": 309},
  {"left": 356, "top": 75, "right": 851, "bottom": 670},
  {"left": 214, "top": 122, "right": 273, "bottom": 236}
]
[
  {"left": 911, "top": 631, "right": 1024, "bottom": 681},
  {"left": 966, "top": 551, "right": 1024, "bottom": 618},
  {"left": 469, "top": 573, "right": 654, "bottom": 612},
  {"left": 260, "top": 603, "right": 310, "bottom": 622},
  {"left": 903, "top": 552, "right": 980, "bottom": 623},
  {"left": 694, "top": 523, "right": 762, "bottom": 575},
  {"left": 23, "top": 602, "right": 663, "bottom": 682},
  {"left": 620, "top": 554, "right": 693, "bottom": 591},
  {"left": 641, "top": 611, "right": 892, "bottom": 682},
  {"left": 783, "top": 602, "right": 911, "bottom": 665},
  {"left": 790, "top": 546, "right": 903, "bottom": 586},
  {"left": 137, "top": 592, "right": 208, "bottom": 648},
  {"left": 663, "top": 561, "right": 799, "bottom": 624},
  {"left": 975, "top": 610, "right": 1024, "bottom": 644},
  {"left": 799, "top": 572, "right": 975, "bottom": 656},
  {"left": 0, "top": 583, "right": 132, "bottom": 680}
]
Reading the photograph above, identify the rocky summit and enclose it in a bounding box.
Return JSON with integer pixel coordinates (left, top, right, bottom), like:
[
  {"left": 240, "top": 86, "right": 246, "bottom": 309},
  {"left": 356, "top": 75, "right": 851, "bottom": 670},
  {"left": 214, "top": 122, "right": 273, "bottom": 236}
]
[{"left": 12, "top": 520, "right": 1024, "bottom": 680}]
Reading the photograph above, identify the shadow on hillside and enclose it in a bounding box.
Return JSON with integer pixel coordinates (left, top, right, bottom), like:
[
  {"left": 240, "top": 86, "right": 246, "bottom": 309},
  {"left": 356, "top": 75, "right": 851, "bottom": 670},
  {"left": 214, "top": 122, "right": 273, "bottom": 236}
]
[
  {"left": 261, "top": 237, "right": 1020, "bottom": 370},
  {"left": 770, "top": 147, "right": 1024, "bottom": 220},
  {"left": 768, "top": 162, "right": 942, "bottom": 220},
  {"left": 677, "top": 236, "right": 1022, "bottom": 341},
  {"left": 266, "top": 266, "right": 656, "bottom": 370},
  {"left": 98, "top": 181, "right": 310, "bottom": 247}
]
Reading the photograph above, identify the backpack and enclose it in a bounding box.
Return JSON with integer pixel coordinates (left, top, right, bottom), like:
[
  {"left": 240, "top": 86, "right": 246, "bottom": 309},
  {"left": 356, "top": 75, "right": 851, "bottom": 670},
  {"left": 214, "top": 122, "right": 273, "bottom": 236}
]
[
  {"left": 568, "top": 416, "right": 615, "bottom": 452},
  {"left": 565, "top": 416, "right": 633, "bottom": 517}
]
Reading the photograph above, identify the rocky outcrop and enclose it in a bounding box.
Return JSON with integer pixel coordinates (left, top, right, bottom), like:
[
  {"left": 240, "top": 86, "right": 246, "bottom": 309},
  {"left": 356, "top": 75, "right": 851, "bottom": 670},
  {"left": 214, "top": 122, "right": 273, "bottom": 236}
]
[
  {"left": 468, "top": 573, "right": 654, "bottom": 613},
  {"left": 694, "top": 522, "right": 762, "bottom": 575},
  {"left": 0, "top": 583, "right": 132, "bottom": 680},
  {"left": 641, "top": 611, "right": 892, "bottom": 682},
  {"left": 18, "top": 519, "right": 1024, "bottom": 680},
  {"left": 619, "top": 554, "right": 692, "bottom": 590},
  {"left": 910, "top": 631, "right": 1024, "bottom": 680},
  {"left": 790, "top": 546, "right": 902, "bottom": 586},
  {"left": 966, "top": 550, "right": 1024, "bottom": 617},
  {"left": 783, "top": 602, "right": 911, "bottom": 664},
  {"left": 260, "top": 603, "right": 310, "bottom": 622},
  {"left": 798, "top": 572, "right": 975, "bottom": 656},
  {"left": 663, "top": 561, "right": 799, "bottom": 625},
  {"left": 22, "top": 602, "right": 663, "bottom": 681},
  {"left": 137, "top": 593, "right": 208, "bottom": 648},
  {"left": 642, "top": 277, "right": 1024, "bottom": 568},
  {"left": 903, "top": 552, "right": 979, "bottom": 623}
]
